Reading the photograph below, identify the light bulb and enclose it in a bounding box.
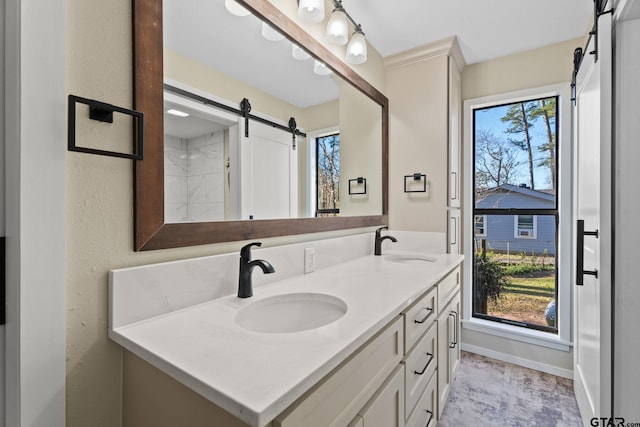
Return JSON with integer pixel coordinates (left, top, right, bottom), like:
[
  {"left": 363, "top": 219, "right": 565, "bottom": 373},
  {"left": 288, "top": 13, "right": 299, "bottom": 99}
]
[
  {"left": 261, "top": 22, "right": 284, "bottom": 41},
  {"left": 297, "top": 0, "right": 325, "bottom": 23},
  {"left": 224, "top": 0, "right": 250, "bottom": 17},
  {"left": 345, "top": 29, "right": 367, "bottom": 65},
  {"left": 292, "top": 44, "right": 311, "bottom": 60},
  {"left": 325, "top": 7, "right": 349, "bottom": 46},
  {"left": 313, "top": 60, "right": 332, "bottom": 76}
]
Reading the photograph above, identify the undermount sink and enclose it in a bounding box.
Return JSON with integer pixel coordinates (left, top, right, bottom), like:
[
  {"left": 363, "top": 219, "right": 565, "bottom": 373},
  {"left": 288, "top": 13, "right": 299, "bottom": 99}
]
[
  {"left": 235, "top": 293, "right": 348, "bottom": 333},
  {"left": 384, "top": 254, "right": 437, "bottom": 264}
]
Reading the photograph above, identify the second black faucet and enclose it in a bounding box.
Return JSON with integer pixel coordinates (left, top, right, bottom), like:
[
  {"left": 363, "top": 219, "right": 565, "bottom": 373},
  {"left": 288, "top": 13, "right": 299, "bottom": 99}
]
[{"left": 374, "top": 226, "right": 397, "bottom": 256}]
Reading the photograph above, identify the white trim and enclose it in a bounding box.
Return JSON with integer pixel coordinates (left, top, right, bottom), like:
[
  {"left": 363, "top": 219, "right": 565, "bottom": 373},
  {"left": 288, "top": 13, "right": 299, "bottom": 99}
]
[
  {"left": 462, "top": 318, "right": 572, "bottom": 352},
  {"left": 5, "top": 0, "right": 67, "bottom": 425},
  {"left": 463, "top": 82, "right": 573, "bottom": 347},
  {"left": 461, "top": 342, "right": 573, "bottom": 379}
]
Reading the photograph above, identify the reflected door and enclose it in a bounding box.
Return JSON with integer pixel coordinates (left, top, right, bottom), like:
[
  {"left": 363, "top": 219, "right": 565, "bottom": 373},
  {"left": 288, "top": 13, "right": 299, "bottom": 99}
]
[{"left": 235, "top": 120, "right": 298, "bottom": 220}]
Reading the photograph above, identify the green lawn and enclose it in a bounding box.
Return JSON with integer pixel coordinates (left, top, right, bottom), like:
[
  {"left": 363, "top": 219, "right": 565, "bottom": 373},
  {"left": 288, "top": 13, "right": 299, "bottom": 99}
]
[{"left": 487, "top": 272, "right": 555, "bottom": 326}]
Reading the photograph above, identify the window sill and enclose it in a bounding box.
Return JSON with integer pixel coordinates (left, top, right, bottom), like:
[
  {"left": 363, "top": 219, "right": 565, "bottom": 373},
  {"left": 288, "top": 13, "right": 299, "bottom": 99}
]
[{"left": 462, "top": 318, "right": 573, "bottom": 352}]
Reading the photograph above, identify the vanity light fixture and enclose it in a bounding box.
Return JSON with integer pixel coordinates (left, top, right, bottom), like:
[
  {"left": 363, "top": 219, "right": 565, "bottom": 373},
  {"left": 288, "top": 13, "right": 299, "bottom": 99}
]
[
  {"left": 167, "top": 109, "right": 189, "bottom": 117},
  {"left": 292, "top": 44, "right": 311, "bottom": 60},
  {"left": 325, "top": 3, "right": 349, "bottom": 46},
  {"left": 298, "top": 0, "right": 368, "bottom": 65},
  {"left": 261, "top": 22, "right": 285, "bottom": 41},
  {"left": 224, "top": 0, "right": 251, "bottom": 17},
  {"left": 313, "top": 60, "right": 332, "bottom": 76},
  {"left": 297, "top": 0, "right": 325, "bottom": 24}
]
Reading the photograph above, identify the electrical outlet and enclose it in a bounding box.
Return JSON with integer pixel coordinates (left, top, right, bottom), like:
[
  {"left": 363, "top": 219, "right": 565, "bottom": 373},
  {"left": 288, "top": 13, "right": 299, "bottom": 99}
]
[{"left": 304, "top": 247, "right": 315, "bottom": 274}]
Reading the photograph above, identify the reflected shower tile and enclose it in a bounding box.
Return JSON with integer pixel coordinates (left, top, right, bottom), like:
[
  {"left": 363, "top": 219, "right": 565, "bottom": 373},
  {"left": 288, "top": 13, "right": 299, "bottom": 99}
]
[
  {"left": 188, "top": 175, "right": 207, "bottom": 203},
  {"left": 189, "top": 143, "right": 223, "bottom": 176},
  {"left": 165, "top": 203, "right": 188, "bottom": 223},
  {"left": 164, "top": 141, "right": 188, "bottom": 176},
  {"left": 164, "top": 175, "right": 187, "bottom": 204},
  {"left": 205, "top": 172, "right": 225, "bottom": 203},
  {"left": 189, "top": 202, "right": 224, "bottom": 222}
]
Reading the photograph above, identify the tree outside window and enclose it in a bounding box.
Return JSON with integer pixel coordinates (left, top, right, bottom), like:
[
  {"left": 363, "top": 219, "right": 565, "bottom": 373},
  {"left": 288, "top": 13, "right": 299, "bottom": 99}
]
[
  {"left": 316, "top": 133, "right": 340, "bottom": 217},
  {"left": 473, "top": 96, "right": 558, "bottom": 332}
]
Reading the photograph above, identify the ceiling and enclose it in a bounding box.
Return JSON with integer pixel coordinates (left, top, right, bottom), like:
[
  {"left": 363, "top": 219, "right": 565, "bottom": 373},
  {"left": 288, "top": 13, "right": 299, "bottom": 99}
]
[
  {"left": 345, "top": 0, "right": 593, "bottom": 64},
  {"left": 163, "top": 0, "right": 594, "bottom": 113}
]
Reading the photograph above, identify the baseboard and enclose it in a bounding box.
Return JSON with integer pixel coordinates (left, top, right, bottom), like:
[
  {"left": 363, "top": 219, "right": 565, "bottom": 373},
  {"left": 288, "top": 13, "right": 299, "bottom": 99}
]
[{"left": 460, "top": 342, "right": 574, "bottom": 379}]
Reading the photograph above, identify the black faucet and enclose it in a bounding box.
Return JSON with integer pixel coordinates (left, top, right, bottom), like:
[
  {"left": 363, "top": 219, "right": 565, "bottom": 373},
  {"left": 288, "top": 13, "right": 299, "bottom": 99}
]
[
  {"left": 374, "top": 226, "right": 397, "bottom": 256},
  {"left": 238, "top": 242, "right": 275, "bottom": 298}
]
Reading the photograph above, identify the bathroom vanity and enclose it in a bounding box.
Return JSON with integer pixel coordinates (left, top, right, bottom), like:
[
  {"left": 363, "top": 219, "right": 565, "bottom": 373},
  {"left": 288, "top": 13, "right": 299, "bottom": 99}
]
[{"left": 109, "top": 233, "right": 463, "bottom": 426}]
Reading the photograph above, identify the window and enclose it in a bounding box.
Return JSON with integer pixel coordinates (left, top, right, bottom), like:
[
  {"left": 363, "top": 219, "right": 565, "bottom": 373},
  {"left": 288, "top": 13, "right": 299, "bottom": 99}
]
[
  {"left": 316, "top": 133, "right": 340, "bottom": 217},
  {"left": 472, "top": 95, "right": 559, "bottom": 333},
  {"left": 474, "top": 215, "right": 487, "bottom": 237},
  {"left": 515, "top": 215, "right": 537, "bottom": 238}
]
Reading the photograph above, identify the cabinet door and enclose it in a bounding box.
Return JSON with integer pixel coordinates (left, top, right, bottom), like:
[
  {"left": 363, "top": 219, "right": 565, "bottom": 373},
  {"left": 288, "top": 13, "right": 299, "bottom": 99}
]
[
  {"left": 448, "top": 292, "right": 461, "bottom": 376},
  {"left": 448, "top": 208, "right": 460, "bottom": 254},
  {"left": 448, "top": 56, "right": 461, "bottom": 208},
  {"left": 436, "top": 307, "right": 451, "bottom": 417},
  {"left": 358, "top": 365, "right": 405, "bottom": 427}
]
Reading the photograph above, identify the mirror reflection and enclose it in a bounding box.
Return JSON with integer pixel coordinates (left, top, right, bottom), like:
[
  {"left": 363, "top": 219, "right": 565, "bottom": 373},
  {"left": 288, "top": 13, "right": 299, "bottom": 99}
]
[{"left": 162, "top": 0, "right": 382, "bottom": 223}]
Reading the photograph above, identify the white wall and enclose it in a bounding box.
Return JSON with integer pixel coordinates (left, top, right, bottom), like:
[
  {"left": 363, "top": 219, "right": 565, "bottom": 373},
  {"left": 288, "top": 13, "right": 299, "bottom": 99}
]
[
  {"left": 0, "top": 0, "right": 5, "bottom": 422},
  {"left": 4, "top": 0, "right": 66, "bottom": 426}
]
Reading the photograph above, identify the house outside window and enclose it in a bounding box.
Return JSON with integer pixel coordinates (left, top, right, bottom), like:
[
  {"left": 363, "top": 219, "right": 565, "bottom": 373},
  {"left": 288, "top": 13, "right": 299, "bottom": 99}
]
[
  {"left": 514, "top": 215, "right": 537, "bottom": 238},
  {"left": 471, "top": 94, "right": 559, "bottom": 333}
]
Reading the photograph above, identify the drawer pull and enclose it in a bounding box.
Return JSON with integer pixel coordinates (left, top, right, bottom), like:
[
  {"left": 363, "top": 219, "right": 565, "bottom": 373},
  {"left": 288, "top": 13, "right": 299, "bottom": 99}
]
[
  {"left": 424, "top": 410, "right": 434, "bottom": 427},
  {"left": 414, "top": 307, "right": 433, "bottom": 324},
  {"left": 413, "top": 352, "right": 434, "bottom": 375},
  {"left": 449, "top": 311, "right": 458, "bottom": 349}
]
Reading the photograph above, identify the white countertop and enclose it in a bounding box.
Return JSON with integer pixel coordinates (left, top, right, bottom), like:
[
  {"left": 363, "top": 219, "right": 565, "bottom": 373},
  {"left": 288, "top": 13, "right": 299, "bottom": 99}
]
[{"left": 109, "top": 251, "right": 463, "bottom": 427}]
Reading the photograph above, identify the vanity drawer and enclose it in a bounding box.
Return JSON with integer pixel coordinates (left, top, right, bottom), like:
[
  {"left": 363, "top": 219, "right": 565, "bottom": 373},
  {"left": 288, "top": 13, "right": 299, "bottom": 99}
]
[
  {"left": 404, "top": 286, "right": 437, "bottom": 353},
  {"left": 274, "top": 316, "right": 403, "bottom": 427},
  {"left": 437, "top": 266, "right": 460, "bottom": 309},
  {"left": 403, "top": 323, "right": 437, "bottom": 418},
  {"left": 406, "top": 370, "right": 437, "bottom": 427}
]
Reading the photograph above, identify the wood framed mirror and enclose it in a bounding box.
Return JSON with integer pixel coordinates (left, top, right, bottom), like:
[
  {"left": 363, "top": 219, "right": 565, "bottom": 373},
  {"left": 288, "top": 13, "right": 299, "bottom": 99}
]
[{"left": 133, "top": 0, "right": 388, "bottom": 250}]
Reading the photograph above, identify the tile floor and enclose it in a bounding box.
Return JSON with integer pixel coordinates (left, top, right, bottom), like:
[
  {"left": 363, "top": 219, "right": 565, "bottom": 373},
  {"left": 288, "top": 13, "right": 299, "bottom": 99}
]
[{"left": 438, "top": 351, "right": 583, "bottom": 427}]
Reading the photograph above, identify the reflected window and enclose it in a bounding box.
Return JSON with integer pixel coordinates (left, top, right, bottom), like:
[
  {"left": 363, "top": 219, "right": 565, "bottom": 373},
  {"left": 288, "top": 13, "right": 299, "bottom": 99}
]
[
  {"left": 316, "top": 133, "right": 340, "bottom": 217},
  {"left": 474, "top": 215, "right": 487, "bottom": 237}
]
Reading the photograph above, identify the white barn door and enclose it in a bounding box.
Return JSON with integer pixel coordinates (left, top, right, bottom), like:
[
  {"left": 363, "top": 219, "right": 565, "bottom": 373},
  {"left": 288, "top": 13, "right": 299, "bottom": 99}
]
[
  {"left": 236, "top": 120, "right": 298, "bottom": 220},
  {"left": 573, "top": 12, "right": 613, "bottom": 424}
]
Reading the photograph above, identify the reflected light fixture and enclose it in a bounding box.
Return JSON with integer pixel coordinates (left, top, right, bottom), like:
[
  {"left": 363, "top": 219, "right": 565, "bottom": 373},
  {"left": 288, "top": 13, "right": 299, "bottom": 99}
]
[
  {"left": 313, "top": 60, "right": 332, "bottom": 76},
  {"left": 345, "top": 26, "right": 367, "bottom": 65},
  {"left": 292, "top": 44, "right": 311, "bottom": 60},
  {"left": 261, "top": 22, "right": 285, "bottom": 41},
  {"left": 225, "top": 0, "right": 250, "bottom": 17},
  {"left": 325, "top": 4, "right": 349, "bottom": 46},
  {"left": 297, "top": 0, "right": 325, "bottom": 24},
  {"left": 297, "top": 0, "right": 368, "bottom": 65},
  {"left": 167, "top": 109, "right": 189, "bottom": 117}
]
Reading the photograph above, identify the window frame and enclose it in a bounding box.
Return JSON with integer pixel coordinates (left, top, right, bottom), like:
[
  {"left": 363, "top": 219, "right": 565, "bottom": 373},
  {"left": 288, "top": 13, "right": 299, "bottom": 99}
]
[
  {"left": 514, "top": 214, "right": 537, "bottom": 239},
  {"left": 462, "top": 83, "right": 573, "bottom": 349},
  {"left": 474, "top": 214, "right": 487, "bottom": 237},
  {"left": 315, "top": 131, "right": 341, "bottom": 217}
]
